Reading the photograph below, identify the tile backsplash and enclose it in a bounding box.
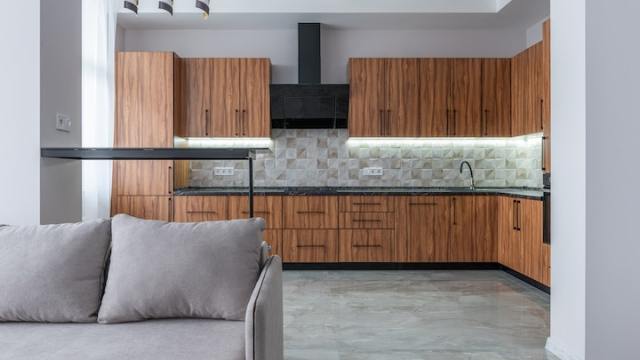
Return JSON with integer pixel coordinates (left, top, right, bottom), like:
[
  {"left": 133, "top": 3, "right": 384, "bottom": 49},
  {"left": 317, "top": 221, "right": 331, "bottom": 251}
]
[{"left": 188, "top": 129, "right": 543, "bottom": 188}]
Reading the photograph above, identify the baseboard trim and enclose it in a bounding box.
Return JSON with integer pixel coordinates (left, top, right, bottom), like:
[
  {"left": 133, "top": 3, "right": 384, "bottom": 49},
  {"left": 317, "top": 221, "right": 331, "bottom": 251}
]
[
  {"left": 283, "top": 262, "right": 501, "bottom": 271},
  {"left": 499, "top": 265, "right": 551, "bottom": 294},
  {"left": 545, "top": 337, "right": 584, "bottom": 360}
]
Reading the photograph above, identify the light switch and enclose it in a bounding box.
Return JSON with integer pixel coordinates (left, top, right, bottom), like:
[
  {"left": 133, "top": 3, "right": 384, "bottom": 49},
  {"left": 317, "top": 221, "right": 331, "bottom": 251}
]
[
  {"left": 362, "top": 167, "right": 383, "bottom": 176},
  {"left": 56, "top": 113, "right": 72, "bottom": 132},
  {"left": 214, "top": 167, "right": 235, "bottom": 176}
]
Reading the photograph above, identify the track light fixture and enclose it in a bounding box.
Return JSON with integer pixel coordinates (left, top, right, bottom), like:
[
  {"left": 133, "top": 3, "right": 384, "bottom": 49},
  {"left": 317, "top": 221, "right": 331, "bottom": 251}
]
[
  {"left": 158, "top": 0, "right": 174, "bottom": 15},
  {"left": 123, "top": 0, "right": 139, "bottom": 14},
  {"left": 195, "top": 0, "right": 210, "bottom": 19}
]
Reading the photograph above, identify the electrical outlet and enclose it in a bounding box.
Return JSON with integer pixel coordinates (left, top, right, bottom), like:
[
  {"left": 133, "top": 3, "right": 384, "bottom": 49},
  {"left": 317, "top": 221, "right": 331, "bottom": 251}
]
[
  {"left": 55, "top": 113, "right": 72, "bottom": 132},
  {"left": 362, "top": 167, "right": 383, "bottom": 176},
  {"left": 214, "top": 167, "right": 234, "bottom": 176}
]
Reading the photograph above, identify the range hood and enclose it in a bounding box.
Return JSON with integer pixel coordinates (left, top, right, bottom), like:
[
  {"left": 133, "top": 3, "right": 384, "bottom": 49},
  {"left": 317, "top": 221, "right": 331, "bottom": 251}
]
[{"left": 271, "top": 23, "right": 349, "bottom": 129}]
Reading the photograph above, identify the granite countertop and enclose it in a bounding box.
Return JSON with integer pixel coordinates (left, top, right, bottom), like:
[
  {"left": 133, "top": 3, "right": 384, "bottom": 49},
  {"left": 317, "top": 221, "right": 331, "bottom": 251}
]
[{"left": 174, "top": 187, "right": 549, "bottom": 200}]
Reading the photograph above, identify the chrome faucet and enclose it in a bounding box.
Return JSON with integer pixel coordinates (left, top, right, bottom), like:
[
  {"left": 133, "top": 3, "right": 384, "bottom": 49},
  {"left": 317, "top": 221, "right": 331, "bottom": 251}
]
[{"left": 459, "top": 161, "right": 475, "bottom": 190}]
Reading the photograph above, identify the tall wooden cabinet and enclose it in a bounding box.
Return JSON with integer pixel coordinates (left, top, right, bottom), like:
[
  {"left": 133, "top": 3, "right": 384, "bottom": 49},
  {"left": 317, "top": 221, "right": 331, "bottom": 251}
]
[
  {"left": 542, "top": 20, "right": 552, "bottom": 172},
  {"left": 349, "top": 58, "right": 420, "bottom": 137},
  {"left": 112, "top": 52, "right": 179, "bottom": 221},
  {"left": 512, "top": 42, "right": 546, "bottom": 136},
  {"left": 177, "top": 58, "right": 271, "bottom": 138},
  {"left": 481, "top": 59, "right": 512, "bottom": 137}
]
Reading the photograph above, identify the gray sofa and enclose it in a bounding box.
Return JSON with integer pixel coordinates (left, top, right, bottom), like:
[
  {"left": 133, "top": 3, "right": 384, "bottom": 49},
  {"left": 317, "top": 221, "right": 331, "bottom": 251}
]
[{"left": 0, "top": 217, "right": 283, "bottom": 360}]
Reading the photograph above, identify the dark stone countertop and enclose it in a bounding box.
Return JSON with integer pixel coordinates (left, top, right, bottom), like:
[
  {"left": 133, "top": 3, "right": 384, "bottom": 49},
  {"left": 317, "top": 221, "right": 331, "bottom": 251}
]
[{"left": 174, "top": 187, "right": 549, "bottom": 200}]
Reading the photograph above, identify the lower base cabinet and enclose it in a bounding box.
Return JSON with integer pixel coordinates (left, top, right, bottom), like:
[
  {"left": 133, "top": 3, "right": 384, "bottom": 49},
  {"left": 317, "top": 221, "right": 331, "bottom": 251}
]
[
  {"left": 282, "top": 229, "right": 338, "bottom": 263},
  {"left": 112, "top": 196, "right": 173, "bottom": 221},
  {"left": 339, "top": 229, "right": 394, "bottom": 262}
]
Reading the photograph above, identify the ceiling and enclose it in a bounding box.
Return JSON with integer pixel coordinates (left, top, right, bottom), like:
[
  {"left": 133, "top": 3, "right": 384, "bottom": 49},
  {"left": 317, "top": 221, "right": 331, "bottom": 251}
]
[{"left": 118, "top": 0, "right": 549, "bottom": 31}]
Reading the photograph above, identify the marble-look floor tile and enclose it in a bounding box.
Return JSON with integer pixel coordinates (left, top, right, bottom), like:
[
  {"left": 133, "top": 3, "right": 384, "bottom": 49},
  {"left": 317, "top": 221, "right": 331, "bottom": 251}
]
[{"left": 283, "top": 270, "right": 558, "bottom": 360}]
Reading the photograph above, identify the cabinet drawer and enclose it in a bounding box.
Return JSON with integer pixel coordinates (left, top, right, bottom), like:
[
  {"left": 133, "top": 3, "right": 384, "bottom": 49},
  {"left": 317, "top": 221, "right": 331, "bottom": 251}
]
[
  {"left": 174, "top": 196, "right": 228, "bottom": 222},
  {"left": 282, "top": 230, "right": 338, "bottom": 263},
  {"left": 339, "top": 212, "right": 395, "bottom": 229},
  {"left": 283, "top": 196, "right": 338, "bottom": 229},
  {"left": 263, "top": 229, "right": 282, "bottom": 258},
  {"left": 339, "top": 229, "right": 394, "bottom": 262},
  {"left": 228, "top": 196, "right": 283, "bottom": 229},
  {"left": 339, "top": 196, "right": 392, "bottom": 212},
  {"left": 112, "top": 196, "right": 172, "bottom": 221}
]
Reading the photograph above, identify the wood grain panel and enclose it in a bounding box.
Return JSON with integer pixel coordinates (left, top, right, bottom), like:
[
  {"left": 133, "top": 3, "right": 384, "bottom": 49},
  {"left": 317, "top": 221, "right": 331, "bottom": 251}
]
[
  {"left": 173, "top": 55, "right": 185, "bottom": 137},
  {"left": 339, "top": 229, "right": 394, "bottom": 262},
  {"left": 498, "top": 196, "right": 521, "bottom": 270},
  {"left": 240, "top": 58, "right": 271, "bottom": 137},
  {"left": 542, "top": 20, "right": 552, "bottom": 172},
  {"left": 541, "top": 243, "right": 551, "bottom": 287},
  {"left": 283, "top": 196, "right": 338, "bottom": 229},
  {"left": 397, "top": 196, "right": 450, "bottom": 262},
  {"left": 474, "top": 196, "right": 498, "bottom": 262},
  {"left": 112, "top": 196, "right": 172, "bottom": 221},
  {"left": 448, "top": 196, "right": 475, "bottom": 262},
  {"left": 511, "top": 50, "right": 528, "bottom": 137},
  {"left": 173, "top": 160, "right": 190, "bottom": 189},
  {"left": 481, "top": 59, "right": 512, "bottom": 137},
  {"left": 264, "top": 229, "right": 282, "bottom": 258},
  {"left": 450, "top": 59, "right": 482, "bottom": 136},
  {"left": 228, "top": 195, "right": 283, "bottom": 229},
  {"left": 173, "top": 196, "right": 228, "bottom": 222},
  {"left": 419, "top": 59, "right": 450, "bottom": 137},
  {"left": 182, "top": 58, "right": 210, "bottom": 137},
  {"left": 282, "top": 229, "right": 338, "bottom": 263},
  {"left": 338, "top": 196, "right": 392, "bottom": 213},
  {"left": 112, "top": 160, "right": 173, "bottom": 196},
  {"left": 348, "top": 58, "right": 386, "bottom": 137},
  {"left": 339, "top": 212, "right": 395, "bottom": 229},
  {"left": 385, "top": 58, "right": 420, "bottom": 136},
  {"left": 529, "top": 43, "right": 545, "bottom": 135},
  {"left": 210, "top": 58, "right": 240, "bottom": 137},
  {"left": 521, "top": 199, "right": 544, "bottom": 281}
]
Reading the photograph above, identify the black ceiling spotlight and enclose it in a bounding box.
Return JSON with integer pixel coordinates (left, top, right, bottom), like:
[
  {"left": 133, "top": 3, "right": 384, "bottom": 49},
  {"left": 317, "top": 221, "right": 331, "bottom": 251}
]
[
  {"left": 123, "top": 0, "right": 139, "bottom": 14},
  {"left": 158, "top": 0, "right": 174, "bottom": 15},
  {"left": 195, "top": 0, "right": 210, "bottom": 19}
]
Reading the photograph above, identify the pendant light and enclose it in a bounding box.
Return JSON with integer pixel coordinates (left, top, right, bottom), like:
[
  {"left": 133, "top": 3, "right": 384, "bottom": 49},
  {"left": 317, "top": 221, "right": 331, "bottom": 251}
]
[
  {"left": 124, "top": 0, "right": 139, "bottom": 14},
  {"left": 195, "top": 0, "right": 210, "bottom": 19},
  {"left": 158, "top": 0, "right": 174, "bottom": 15}
]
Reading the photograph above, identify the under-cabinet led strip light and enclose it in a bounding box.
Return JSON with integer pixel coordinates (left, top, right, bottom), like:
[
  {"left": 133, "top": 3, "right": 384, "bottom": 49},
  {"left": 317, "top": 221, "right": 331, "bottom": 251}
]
[
  {"left": 174, "top": 137, "right": 274, "bottom": 150},
  {"left": 346, "top": 134, "right": 543, "bottom": 147}
]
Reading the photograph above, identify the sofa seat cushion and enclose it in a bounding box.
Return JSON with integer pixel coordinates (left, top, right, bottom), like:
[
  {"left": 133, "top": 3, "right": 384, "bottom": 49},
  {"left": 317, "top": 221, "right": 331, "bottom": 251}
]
[{"left": 0, "top": 319, "right": 245, "bottom": 360}]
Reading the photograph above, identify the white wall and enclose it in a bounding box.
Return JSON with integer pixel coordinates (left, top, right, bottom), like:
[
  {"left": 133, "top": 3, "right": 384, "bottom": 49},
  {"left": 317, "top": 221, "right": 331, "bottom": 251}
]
[
  {"left": 585, "top": 1, "right": 640, "bottom": 359},
  {"left": 123, "top": 27, "right": 526, "bottom": 83},
  {"left": 40, "top": 0, "right": 83, "bottom": 224},
  {"left": 546, "top": 0, "right": 586, "bottom": 359},
  {"left": 0, "top": 1, "right": 40, "bottom": 225}
]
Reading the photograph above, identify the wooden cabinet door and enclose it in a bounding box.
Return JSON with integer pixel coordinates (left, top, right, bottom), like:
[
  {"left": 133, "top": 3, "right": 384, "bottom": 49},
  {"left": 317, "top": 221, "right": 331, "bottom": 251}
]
[
  {"left": 112, "top": 196, "right": 172, "bottom": 221},
  {"left": 115, "top": 52, "right": 174, "bottom": 147},
  {"left": 419, "top": 59, "right": 450, "bottom": 137},
  {"left": 282, "top": 230, "right": 338, "bottom": 263},
  {"left": 112, "top": 160, "right": 173, "bottom": 196},
  {"left": 173, "top": 196, "right": 228, "bottom": 222},
  {"left": 481, "top": 59, "right": 511, "bottom": 137},
  {"left": 339, "top": 229, "right": 394, "bottom": 262},
  {"left": 511, "top": 50, "right": 528, "bottom": 137},
  {"left": 474, "top": 196, "right": 498, "bottom": 262},
  {"left": 385, "top": 59, "right": 420, "bottom": 136},
  {"left": 182, "top": 58, "right": 210, "bottom": 137},
  {"left": 348, "top": 58, "right": 386, "bottom": 137},
  {"left": 399, "top": 197, "right": 449, "bottom": 262},
  {"left": 450, "top": 59, "right": 482, "bottom": 137},
  {"left": 529, "top": 43, "right": 545, "bottom": 135},
  {"left": 339, "top": 196, "right": 392, "bottom": 213},
  {"left": 228, "top": 195, "right": 283, "bottom": 229},
  {"left": 448, "top": 196, "right": 475, "bottom": 262},
  {"left": 209, "top": 59, "right": 241, "bottom": 137},
  {"left": 498, "top": 197, "right": 522, "bottom": 270},
  {"left": 264, "top": 229, "right": 283, "bottom": 258},
  {"left": 521, "top": 199, "right": 544, "bottom": 282},
  {"left": 541, "top": 243, "right": 551, "bottom": 287},
  {"left": 542, "top": 20, "right": 552, "bottom": 172},
  {"left": 283, "top": 196, "right": 338, "bottom": 229},
  {"left": 239, "top": 58, "right": 270, "bottom": 137}
]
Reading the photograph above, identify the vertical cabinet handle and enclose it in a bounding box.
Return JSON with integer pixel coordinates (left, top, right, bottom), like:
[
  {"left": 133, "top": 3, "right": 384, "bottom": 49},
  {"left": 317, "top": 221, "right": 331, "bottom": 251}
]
[
  {"left": 542, "top": 137, "right": 547, "bottom": 171},
  {"left": 483, "top": 109, "right": 489, "bottom": 136},
  {"left": 540, "top": 99, "right": 545, "bottom": 131},
  {"left": 512, "top": 200, "right": 517, "bottom": 230},
  {"left": 205, "top": 109, "right": 210, "bottom": 136},
  {"left": 167, "top": 166, "right": 173, "bottom": 195},
  {"left": 446, "top": 109, "right": 451, "bottom": 135},
  {"left": 516, "top": 200, "right": 522, "bottom": 231},
  {"left": 242, "top": 109, "right": 247, "bottom": 136},
  {"left": 235, "top": 109, "right": 240, "bottom": 136}
]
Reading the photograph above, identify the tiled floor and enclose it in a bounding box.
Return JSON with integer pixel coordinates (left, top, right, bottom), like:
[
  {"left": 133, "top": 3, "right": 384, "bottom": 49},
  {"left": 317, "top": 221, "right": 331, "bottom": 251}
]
[{"left": 283, "top": 270, "right": 558, "bottom": 360}]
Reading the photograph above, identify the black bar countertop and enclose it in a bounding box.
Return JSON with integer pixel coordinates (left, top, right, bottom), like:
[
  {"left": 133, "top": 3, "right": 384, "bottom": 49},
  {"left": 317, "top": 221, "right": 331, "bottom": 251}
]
[{"left": 174, "top": 187, "right": 549, "bottom": 200}]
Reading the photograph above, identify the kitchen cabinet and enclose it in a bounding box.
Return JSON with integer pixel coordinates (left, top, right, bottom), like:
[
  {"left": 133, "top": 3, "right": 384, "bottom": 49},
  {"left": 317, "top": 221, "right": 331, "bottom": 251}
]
[
  {"left": 283, "top": 196, "right": 339, "bottom": 229},
  {"left": 349, "top": 58, "right": 420, "bottom": 137},
  {"left": 173, "top": 196, "right": 228, "bottom": 222},
  {"left": 397, "top": 196, "right": 450, "bottom": 262},
  {"left": 229, "top": 195, "right": 283, "bottom": 256},
  {"left": 112, "top": 196, "right": 173, "bottom": 222},
  {"left": 498, "top": 197, "right": 522, "bottom": 271},
  {"left": 541, "top": 243, "right": 551, "bottom": 287},
  {"left": 521, "top": 199, "right": 544, "bottom": 282},
  {"left": 112, "top": 160, "right": 173, "bottom": 196},
  {"left": 474, "top": 196, "right": 499, "bottom": 262},
  {"left": 512, "top": 42, "right": 546, "bottom": 137},
  {"left": 542, "top": 20, "right": 552, "bottom": 172},
  {"left": 419, "top": 59, "right": 450, "bottom": 137},
  {"left": 178, "top": 58, "right": 271, "bottom": 138},
  {"left": 282, "top": 230, "right": 338, "bottom": 263},
  {"left": 448, "top": 196, "right": 475, "bottom": 262},
  {"left": 481, "top": 59, "right": 512, "bottom": 137},
  {"left": 339, "top": 229, "right": 394, "bottom": 262}
]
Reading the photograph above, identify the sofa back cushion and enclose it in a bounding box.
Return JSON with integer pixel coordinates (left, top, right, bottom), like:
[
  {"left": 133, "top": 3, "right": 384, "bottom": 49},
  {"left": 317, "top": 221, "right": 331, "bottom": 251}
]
[
  {"left": 0, "top": 220, "right": 111, "bottom": 323},
  {"left": 98, "top": 215, "right": 264, "bottom": 324}
]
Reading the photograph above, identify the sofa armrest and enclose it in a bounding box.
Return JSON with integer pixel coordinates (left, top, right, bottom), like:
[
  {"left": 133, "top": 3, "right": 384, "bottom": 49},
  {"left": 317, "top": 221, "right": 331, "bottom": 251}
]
[{"left": 245, "top": 256, "right": 283, "bottom": 360}]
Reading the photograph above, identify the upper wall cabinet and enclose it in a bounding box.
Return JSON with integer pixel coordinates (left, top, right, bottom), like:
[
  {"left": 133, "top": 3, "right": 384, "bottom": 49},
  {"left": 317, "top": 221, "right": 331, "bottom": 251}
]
[
  {"left": 177, "top": 58, "right": 271, "bottom": 138},
  {"left": 481, "top": 59, "right": 512, "bottom": 137},
  {"left": 512, "top": 42, "right": 546, "bottom": 136},
  {"left": 349, "top": 58, "right": 420, "bottom": 137},
  {"left": 542, "top": 19, "right": 551, "bottom": 172}
]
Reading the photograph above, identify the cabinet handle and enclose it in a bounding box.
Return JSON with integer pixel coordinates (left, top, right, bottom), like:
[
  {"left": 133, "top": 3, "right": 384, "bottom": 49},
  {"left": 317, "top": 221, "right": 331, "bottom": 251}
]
[
  {"left": 517, "top": 200, "right": 522, "bottom": 231},
  {"left": 297, "top": 210, "right": 325, "bottom": 214},
  {"left": 167, "top": 166, "right": 172, "bottom": 194},
  {"left": 241, "top": 210, "right": 270, "bottom": 215},
  {"left": 297, "top": 244, "right": 325, "bottom": 248},
  {"left": 235, "top": 109, "right": 240, "bottom": 136},
  {"left": 352, "top": 244, "right": 383, "bottom": 248},
  {"left": 483, "top": 109, "right": 489, "bottom": 136},
  {"left": 542, "top": 136, "right": 547, "bottom": 171},
  {"left": 186, "top": 210, "right": 218, "bottom": 214},
  {"left": 242, "top": 109, "right": 247, "bottom": 136},
  {"left": 379, "top": 109, "right": 385, "bottom": 136},
  {"left": 512, "top": 200, "right": 517, "bottom": 230},
  {"left": 540, "top": 99, "right": 545, "bottom": 131},
  {"left": 409, "top": 202, "right": 437, "bottom": 206},
  {"left": 205, "top": 109, "right": 210, "bottom": 136},
  {"left": 386, "top": 109, "right": 391, "bottom": 135},
  {"left": 352, "top": 202, "right": 382, "bottom": 206},
  {"left": 352, "top": 219, "right": 383, "bottom": 223}
]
